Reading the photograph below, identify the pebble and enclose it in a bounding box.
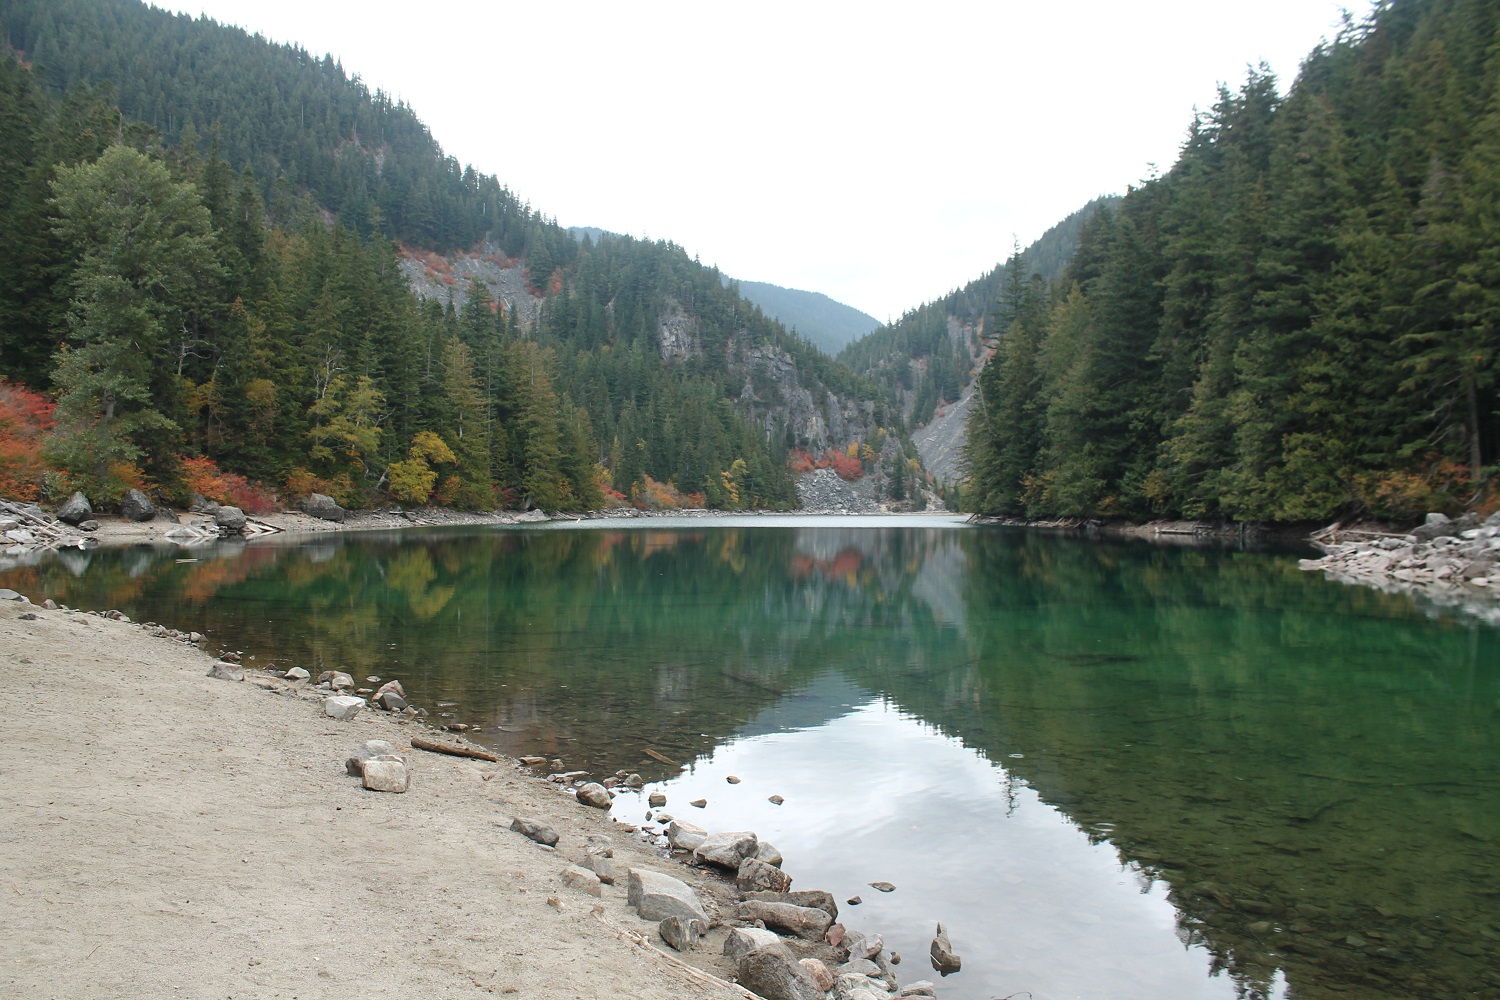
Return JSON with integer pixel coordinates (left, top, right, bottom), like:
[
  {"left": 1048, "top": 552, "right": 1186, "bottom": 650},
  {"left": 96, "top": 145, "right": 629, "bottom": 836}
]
[
  {"left": 726, "top": 775, "right": 741, "bottom": 784},
  {"left": 768, "top": 794, "right": 785, "bottom": 805},
  {"left": 869, "top": 881, "right": 896, "bottom": 892},
  {"left": 847, "top": 895, "right": 862, "bottom": 906},
  {"left": 690, "top": 798, "right": 707, "bottom": 808}
]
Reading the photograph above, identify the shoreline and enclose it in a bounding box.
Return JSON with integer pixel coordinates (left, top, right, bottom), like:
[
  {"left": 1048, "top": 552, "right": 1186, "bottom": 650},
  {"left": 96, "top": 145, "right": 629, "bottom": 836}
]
[{"left": 0, "top": 592, "right": 931, "bottom": 1000}]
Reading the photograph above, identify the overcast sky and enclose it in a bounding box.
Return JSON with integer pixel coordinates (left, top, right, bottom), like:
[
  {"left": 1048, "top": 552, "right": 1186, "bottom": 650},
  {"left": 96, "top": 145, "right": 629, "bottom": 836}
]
[{"left": 161, "top": 1, "right": 1364, "bottom": 321}]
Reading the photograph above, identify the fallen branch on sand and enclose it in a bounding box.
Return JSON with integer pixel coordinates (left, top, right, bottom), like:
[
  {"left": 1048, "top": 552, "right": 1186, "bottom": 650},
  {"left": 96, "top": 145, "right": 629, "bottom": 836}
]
[{"left": 409, "top": 734, "right": 501, "bottom": 762}]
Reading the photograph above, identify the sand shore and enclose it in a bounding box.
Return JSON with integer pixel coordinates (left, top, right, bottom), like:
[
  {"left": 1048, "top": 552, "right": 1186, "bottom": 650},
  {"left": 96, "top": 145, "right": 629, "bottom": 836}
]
[{"left": 0, "top": 595, "right": 751, "bottom": 1000}]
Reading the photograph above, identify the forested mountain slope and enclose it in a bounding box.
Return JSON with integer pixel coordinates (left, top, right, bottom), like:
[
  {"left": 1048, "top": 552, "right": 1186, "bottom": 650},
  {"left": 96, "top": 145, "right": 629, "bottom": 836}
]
[
  {"left": 0, "top": 0, "right": 897, "bottom": 513},
  {"left": 839, "top": 197, "right": 1114, "bottom": 428},
  {"left": 728, "top": 279, "right": 880, "bottom": 356},
  {"left": 965, "top": 0, "right": 1498, "bottom": 524}
]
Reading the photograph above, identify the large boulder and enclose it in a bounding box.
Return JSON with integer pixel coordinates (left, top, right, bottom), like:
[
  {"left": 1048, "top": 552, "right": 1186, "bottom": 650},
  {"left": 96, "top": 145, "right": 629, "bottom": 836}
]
[
  {"left": 206, "top": 660, "right": 244, "bottom": 682},
  {"left": 360, "top": 757, "right": 409, "bottom": 793},
  {"left": 693, "top": 830, "right": 758, "bottom": 869},
  {"left": 737, "top": 941, "right": 827, "bottom": 1000},
  {"left": 737, "top": 856, "right": 793, "bottom": 893},
  {"left": 667, "top": 818, "right": 708, "bottom": 851},
  {"left": 57, "top": 492, "right": 92, "bottom": 526},
  {"left": 744, "top": 889, "right": 838, "bottom": 919},
  {"left": 575, "top": 782, "right": 612, "bottom": 809},
  {"left": 323, "top": 695, "right": 365, "bottom": 721},
  {"left": 302, "top": 493, "right": 346, "bottom": 522},
  {"left": 738, "top": 899, "right": 833, "bottom": 941},
  {"left": 722, "top": 927, "right": 784, "bottom": 962},
  {"left": 118, "top": 489, "right": 156, "bottom": 522},
  {"left": 213, "top": 505, "right": 247, "bottom": 532},
  {"left": 626, "top": 868, "right": 708, "bottom": 924},
  {"left": 345, "top": 739, "right": 400, "bottom": 776}
]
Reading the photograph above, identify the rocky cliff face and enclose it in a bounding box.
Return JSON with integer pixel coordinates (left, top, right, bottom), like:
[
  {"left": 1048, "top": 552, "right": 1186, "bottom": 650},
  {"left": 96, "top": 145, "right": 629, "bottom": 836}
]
[
  {"left": 913, "top": 377, "right": 976, "bottom": 487},
  {"left": 399, "top": 245, "right": 542, "bottom": 329}
]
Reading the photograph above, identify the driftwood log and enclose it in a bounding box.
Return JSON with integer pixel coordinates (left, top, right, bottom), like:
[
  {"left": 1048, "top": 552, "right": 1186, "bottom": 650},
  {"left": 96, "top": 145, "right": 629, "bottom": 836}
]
[{"left": 409, "top": 734, "right": 501, "bottom": 762}]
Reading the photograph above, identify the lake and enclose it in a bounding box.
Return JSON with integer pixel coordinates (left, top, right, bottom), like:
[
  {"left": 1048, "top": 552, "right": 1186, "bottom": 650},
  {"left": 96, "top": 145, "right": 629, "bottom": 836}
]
[{"left": 4, "top": 515, "right": 1497, "bottom": 1000}]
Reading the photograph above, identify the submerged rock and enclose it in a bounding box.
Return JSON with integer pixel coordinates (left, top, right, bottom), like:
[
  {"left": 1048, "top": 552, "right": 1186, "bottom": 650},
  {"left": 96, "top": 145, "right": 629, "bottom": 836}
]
[{"left": 929, "top": 922, "right": 961, "bottom": 974}]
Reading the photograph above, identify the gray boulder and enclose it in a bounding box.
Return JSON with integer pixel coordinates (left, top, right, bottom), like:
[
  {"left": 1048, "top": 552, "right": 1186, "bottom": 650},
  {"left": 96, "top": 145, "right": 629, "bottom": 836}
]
[
  {"left": 77, "top": 519, "right": 99, "bottom": 532},
  {"left": 561, "top": 865, "right": 603, "bottom": 898},
  {"left": 658, "top": 915, "right": 705, "bottom": 951},
  {"left": 284, "top": 666, "right": 311, "bottom": 682},
  {"left": 723, "top": 927, "right": 784, "bottom": 961},
  {"left": 899, "top": 982, "right": 938, "bottom": 997},
  {"left": 738, "top": 899, "right": 833, "bottom": 941},
  {"left": 57, "top": 492, "right": 92, "bottom": 526},
  {"left": 361, "top": 757, "right": 409, "bottom": 793},
  {"left": 322, "top": 695, "right": 364, "bottom": 721},
  {"left": 737, "top": 941, "right": 827, "bottom": 1000},
  {"left": 756, "top": 840, "right": 784, "bottom": 867},
  {"left": 667, "top": 818, "right": 708, "bottom": 851},
  {"left": 626, "top": 868, "right": 708, "bottom": 923},
  {"left": 302, "top": 493, "right": 346, "bottom": 522},
  {"left": 510, "top": 816, "right": 560, "bottom": 847},
  {"left": 648, "top": 791, "right": 667, "bottom": 808},
  {"left": 318, "top": 670, "right": 355, "bottom": 690},
  {"left": 582, "top": 845, "right": 617, "bottom": 884},
  {"left": 737, "top": 856, "right": 793, "bottom": 893},
  {"left": 575, "top": 782, "right": 612, "bottom": 808},
  {"left": 119, "top": 489, "right": 155, "bottom": 522},
  {"left": 745, "top": 889, "right": 838, "bottom": 919},
  {"left": 206, "top": 660, "right": 244, "bottom": 682},
  {"left": 929, "top": 922, "right": 961, "bottom": 974},
  {"left": 345, "top": 739, "right": 400, "bottom": 776},
  {"left": 213, "top": 505, "right": 247, "bottom": 532},
  {"left": 693, "top": 830, "right": 758, "bottom": 869},
  {"left": 376, "top": 690, "right": 407, "bottom": 711}
]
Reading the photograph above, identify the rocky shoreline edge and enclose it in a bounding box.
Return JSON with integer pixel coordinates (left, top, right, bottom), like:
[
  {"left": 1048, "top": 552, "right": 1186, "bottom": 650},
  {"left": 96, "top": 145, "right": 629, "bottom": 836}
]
[
  {"left": 0, "top": 589, "right": 956, "bottom": 1000},
  {"left": 1297, "top": 511, "right": 1500, "bottom": 624}
]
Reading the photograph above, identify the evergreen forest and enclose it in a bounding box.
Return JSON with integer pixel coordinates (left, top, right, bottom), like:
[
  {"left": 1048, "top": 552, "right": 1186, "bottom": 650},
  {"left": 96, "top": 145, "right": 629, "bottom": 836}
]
[
  {"left": 0, "top": 0, "right": 897, "bottom": 513},
  {"left": 963, "top": 0, "right": 1499, "bottom": 523}
]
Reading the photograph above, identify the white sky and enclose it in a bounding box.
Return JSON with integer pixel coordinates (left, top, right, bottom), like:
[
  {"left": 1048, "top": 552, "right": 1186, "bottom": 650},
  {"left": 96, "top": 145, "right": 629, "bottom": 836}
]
[{"left": 160, "top": 1, "right": 1364, "bottom": 321}]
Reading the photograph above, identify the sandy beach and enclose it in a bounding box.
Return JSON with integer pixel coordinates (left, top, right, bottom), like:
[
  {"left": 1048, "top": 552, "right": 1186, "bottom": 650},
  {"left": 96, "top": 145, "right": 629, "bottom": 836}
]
[{"left": 0, "top": 595, "right": 753, "bottom": 1000}]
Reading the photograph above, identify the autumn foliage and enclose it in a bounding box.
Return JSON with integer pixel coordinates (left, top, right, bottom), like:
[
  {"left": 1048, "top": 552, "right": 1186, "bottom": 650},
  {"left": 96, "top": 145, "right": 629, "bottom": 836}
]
[
  {"left": 630, "top": 475, "right": 706, "bottom": 511},
  {"left": 179, "top": 455, "right": 280, "bottom": 514},
  {"left": 787, "top": 445, "right": 866, "bottom": 482},
  {"left": 0, "top": 381, "right": 55, "bottom": 501}
]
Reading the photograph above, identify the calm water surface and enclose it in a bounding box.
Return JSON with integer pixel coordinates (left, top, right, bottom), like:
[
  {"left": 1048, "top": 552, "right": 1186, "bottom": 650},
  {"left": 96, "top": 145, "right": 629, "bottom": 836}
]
[{"left": 4, "top": 516, "right": 1497, "bottom": 1000}]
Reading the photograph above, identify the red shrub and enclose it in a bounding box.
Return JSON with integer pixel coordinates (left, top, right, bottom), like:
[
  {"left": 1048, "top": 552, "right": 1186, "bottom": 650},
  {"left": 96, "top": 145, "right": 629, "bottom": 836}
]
[{"left": 0, "top": 381, "right": 55, "bottom": 501}]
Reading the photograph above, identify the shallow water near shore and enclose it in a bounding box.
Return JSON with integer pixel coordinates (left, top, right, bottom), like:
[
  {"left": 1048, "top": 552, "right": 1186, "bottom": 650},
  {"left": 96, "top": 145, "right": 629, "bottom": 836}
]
[{"left": 4, "top": 515, "right": 1497, "bottom": 1000}]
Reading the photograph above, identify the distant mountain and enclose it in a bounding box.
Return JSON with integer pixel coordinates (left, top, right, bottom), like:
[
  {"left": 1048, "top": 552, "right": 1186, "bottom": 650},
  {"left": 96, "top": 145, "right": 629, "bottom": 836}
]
[
  {"left": 728, "top": 280, "right": 879, "bottom": 356},
  {"left": 565, "top": 230, "right": 879, "bottom": 356}
]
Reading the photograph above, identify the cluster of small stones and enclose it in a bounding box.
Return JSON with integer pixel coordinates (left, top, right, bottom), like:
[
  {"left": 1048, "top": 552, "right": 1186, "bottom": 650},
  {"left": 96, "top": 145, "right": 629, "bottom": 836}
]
[
  {"left": 1301, "top": 511, "right": 1500, "bottom": 623},
  {"left": 501, "top": 754, "right": 961, "bottom": 999}
]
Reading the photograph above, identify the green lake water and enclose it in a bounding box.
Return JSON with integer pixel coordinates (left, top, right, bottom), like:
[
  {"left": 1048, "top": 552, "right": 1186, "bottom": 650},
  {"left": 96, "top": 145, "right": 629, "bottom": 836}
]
[{"left": 4, "top": 515, "right": 1497, "bottom": 1000}]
